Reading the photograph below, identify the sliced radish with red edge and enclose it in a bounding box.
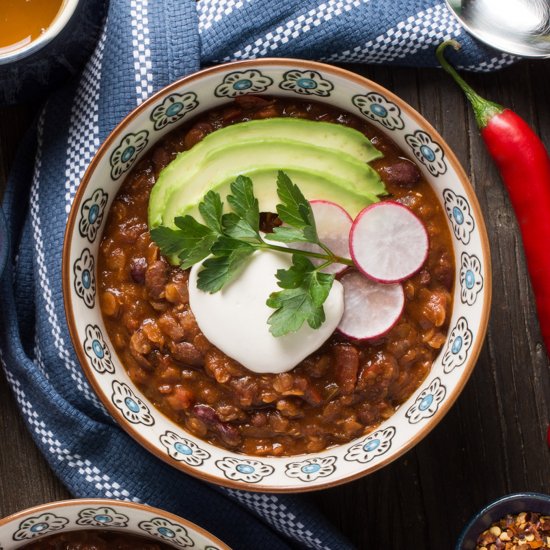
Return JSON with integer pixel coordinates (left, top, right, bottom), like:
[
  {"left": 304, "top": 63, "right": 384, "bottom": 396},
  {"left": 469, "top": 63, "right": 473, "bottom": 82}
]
[
  {"left": 350, "top": 201, "right": 428, "bottom": 283},
  {"left": 293, "top": 200, "right": 352, "bottom": 275},
  {"left": 338, "top": 271, "right": 404, "bottom": 340}
]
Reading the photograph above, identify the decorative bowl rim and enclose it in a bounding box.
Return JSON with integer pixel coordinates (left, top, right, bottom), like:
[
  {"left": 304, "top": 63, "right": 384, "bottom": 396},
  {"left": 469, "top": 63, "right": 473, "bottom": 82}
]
[
  {"left": 62, "top": 57, "right": 492, "bottom": 493},
  {"left": 0, "top": 497, "right": 231, "bottom": 549},
  {"left": 455, "top": 491, "right": 550, "bottom": 549}
]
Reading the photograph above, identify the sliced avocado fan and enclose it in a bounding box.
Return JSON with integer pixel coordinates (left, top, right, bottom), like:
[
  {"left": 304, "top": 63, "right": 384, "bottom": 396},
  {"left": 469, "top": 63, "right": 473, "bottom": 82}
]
[{"left": 148, "top": 117, "right": 386, "bottom": 233}]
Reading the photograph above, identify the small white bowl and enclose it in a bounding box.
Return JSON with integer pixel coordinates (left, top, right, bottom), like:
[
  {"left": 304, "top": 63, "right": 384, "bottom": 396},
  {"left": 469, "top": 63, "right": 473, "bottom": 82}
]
[
  {"left": 63, "top": 59, "right": 491, "bottom": 492},
  {"left": 0, "top": 499, "right": 229, "bottom": 549},
  {"left": 0, "top": 0, "right": 105, "bottom": 104}
]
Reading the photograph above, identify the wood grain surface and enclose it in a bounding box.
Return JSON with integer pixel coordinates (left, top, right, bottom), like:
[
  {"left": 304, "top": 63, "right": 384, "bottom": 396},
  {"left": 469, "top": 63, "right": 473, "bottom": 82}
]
[{"left": 1, "top": 60, "right": 549, "bottom": 550}]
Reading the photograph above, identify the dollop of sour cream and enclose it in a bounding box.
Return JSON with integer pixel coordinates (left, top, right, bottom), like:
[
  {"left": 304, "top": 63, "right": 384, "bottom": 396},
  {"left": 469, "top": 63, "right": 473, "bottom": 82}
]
[{"left": 188, "top": 249, "right": 344, "bottom": 374}]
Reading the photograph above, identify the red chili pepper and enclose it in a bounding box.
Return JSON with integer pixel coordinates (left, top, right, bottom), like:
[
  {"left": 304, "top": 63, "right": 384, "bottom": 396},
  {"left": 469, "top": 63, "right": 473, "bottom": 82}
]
[{"left": 437, "top": 40, "right": 550, "bottom": 354}]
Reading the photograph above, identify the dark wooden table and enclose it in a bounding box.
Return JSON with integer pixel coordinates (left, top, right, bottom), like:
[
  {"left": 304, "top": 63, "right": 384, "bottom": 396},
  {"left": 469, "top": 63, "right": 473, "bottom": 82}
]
[{"left": 1, "top": 60, "right": 550, "bottom": 550}]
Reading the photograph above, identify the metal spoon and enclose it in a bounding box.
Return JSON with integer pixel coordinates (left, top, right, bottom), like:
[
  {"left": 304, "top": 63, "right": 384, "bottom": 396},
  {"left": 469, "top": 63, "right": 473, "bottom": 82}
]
[{"left": 446, "top": 0, "right": 550, "bottom": 57}]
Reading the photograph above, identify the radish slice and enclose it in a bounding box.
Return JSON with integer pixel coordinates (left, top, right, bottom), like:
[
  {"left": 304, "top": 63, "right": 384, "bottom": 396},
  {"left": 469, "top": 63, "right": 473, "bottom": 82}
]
[
  {"left": 338, "top": 271, "right": 404, "bottom": 340},
  {"left": 293, "top": 200, "right": 353, "bottom": 275},
  {"left": 350, "top": 201, "right": 428, "bottom": 282}
]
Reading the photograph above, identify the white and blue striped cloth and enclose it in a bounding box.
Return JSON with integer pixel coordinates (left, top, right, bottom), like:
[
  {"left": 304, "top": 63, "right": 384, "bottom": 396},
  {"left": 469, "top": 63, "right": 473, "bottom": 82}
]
[{"left": 0, "top": 1, "right": 514, "bottom": 548}]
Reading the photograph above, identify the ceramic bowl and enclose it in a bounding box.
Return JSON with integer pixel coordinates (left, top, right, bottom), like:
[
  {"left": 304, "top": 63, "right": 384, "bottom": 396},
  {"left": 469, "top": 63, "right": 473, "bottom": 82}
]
[
  {"left": 63, "top": 59, "right": 492, "bottom": 492},
  {"left": 456, "top": 492, "right": 550, "bottom": 549},
  {"left": 0, "top": 498, "right": 229, "bottom": 549},
  {"left": 0, "top": 0, "right": 105, "bottom": 104}
]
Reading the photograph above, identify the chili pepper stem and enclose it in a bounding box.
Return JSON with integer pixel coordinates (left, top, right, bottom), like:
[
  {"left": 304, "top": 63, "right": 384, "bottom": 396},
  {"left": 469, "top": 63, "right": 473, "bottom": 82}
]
[{"left": 436, "top": 40, "right": 504, "bottom": 128}]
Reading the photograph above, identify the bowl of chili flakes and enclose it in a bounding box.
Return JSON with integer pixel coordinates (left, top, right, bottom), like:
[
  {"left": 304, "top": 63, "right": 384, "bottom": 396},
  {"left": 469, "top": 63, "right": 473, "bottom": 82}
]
[{"left": 457, "top": 492, "right": 550, "bottom": 550}]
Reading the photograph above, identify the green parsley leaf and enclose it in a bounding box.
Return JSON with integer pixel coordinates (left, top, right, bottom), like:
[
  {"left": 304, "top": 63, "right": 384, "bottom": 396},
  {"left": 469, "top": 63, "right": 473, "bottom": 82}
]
[
  {"left": 222, "top": 212, "right": 262, "bottom": 241},
  {"left": 197, "top": 237, "right": 256, "bottom": 293},
  {"left": 275, "top": 171, "right": 319, "bottom": 242},
  {"left": 226, "top": 175, "right": 260, "bottom": 238},
  {"left": 266, "top": 254, "right": 335, "bottom": 336},
  {"left": 267, "top": 225, "right": 312, "bottom": 244},
  {"left": 307, "top": 269, "right": 334, "bottom": 307},
  {"left": 151, "top": 216, "right": 217, "bottom": 269},
  {"left": 198, "top": 190, "right": 224, "bottom": 234},
  {"left": 274, "top": 254, "right": 316, "bottom": 288}
]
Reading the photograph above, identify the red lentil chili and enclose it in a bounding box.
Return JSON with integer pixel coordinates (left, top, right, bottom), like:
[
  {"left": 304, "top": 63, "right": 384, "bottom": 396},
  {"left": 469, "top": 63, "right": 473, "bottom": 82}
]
[
  {"left": 98, "top": 96, "right": 455, "bottom": 457},
  {"left": 19, "top": 529, "right": 174, "bottom": 549}
]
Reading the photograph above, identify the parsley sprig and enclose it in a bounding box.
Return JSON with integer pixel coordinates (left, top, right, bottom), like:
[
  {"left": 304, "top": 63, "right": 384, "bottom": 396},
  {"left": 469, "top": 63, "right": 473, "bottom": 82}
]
[{"left": 150, "top": 171, "right": 354, "bottom": 337}]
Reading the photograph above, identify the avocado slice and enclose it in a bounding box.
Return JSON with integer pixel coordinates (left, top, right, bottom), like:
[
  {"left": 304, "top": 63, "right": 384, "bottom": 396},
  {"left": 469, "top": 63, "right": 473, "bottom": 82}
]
[
  {"left": 178, "top": 167, "right": 380, "bottom": 222},
  {"left": 157, "top": 139, "right": 385, "bottom": 229},
  {"left": 148, "top": 118, "right": 383, "bottom": 228}
]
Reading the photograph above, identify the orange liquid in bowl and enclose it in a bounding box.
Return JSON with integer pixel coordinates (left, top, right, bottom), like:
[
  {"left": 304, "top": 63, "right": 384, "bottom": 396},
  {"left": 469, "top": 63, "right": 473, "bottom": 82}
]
[{"left": 0, "top": 0, "right": 63, "bottom": 54}]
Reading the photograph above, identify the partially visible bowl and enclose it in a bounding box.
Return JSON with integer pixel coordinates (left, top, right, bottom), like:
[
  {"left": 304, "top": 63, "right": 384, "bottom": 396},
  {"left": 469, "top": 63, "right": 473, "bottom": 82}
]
[
  {"left": 0, "top": 0, "right": 105, "bottom": 104},
  {"left": 63, "top": 58, "right": 492, "bottom": 492},
  {"left": 457, "top": 492, "right": 550, "bottom": 549},
  {"left": 0, "top": 499, "right": 230, "bottom": 549}
]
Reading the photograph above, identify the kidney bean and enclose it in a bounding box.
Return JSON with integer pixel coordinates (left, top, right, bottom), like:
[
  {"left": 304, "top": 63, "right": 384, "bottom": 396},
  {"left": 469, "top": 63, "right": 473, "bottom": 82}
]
[
  {"left": 169, "top": 341, "right": 203, "bottom": 367},
  {"left": 333, "top": 344, "right": 359, "bottom": 395},
  {"left": 217, "top": 423, "right": 242, "bottom": 448},
  {"left": 129, "top": 257, "right": 147, "bottom": 284},
  {"left": 192, "top": 404, "right": 219, "bottom": 424},
  {"left": 377, "top": 158, "right": 421, "bottom": 188},
  {"left": 145, "top": 260, "right": 168, "bottom": 300}
]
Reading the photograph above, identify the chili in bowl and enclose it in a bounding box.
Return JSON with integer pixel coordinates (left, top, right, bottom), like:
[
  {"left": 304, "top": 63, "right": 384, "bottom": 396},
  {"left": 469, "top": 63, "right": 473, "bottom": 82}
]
[
  {"left": 63, "top": 59, "right": 491, "bottom": 492},
  {"left": 0, "top": 499, "right": 230, "bottom": 549}
]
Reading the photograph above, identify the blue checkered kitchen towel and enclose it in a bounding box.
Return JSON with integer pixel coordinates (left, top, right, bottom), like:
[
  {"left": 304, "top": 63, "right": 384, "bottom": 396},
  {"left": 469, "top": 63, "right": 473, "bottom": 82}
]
[{"left": 0, "top": 1, "right": 516, "bottom": 548}]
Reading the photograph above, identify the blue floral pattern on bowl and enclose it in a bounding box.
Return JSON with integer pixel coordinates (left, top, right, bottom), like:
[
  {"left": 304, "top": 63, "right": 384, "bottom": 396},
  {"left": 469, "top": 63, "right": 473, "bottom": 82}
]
[
  {"left": 83, "top": 324, "right": 115, "bottom": 374},
  {"left": 443, "top": 188, "right": 475, "bottom": 245},
  {"left": 344, "top": 427, "right": 396, "bottom": 464},
  {"left": 111, "top": 380, "right": 154, "bottom": 425},
  {"left": 279, "top": 69, "right": 333, "bottom": 96},
  {"left": 405, "top": 130, "right": 447, "bottom": 176},
  {"left": 13, "top": 513, "right": 68, "bottom": 541},
  {"left": 73, "top": 248, "right": 96, "bottom": 308},
  {"left": 110, "top": 131, "right": 149, "bottom": 180},
  {"left": 150, "top": 92, "right": 199, "bottom": 131},
  {"left": 216, "top": 457, "right": 274, "bottom": 483},
  {"left": 460, "top": 252, "right": 484, "bottom": 305},
  {"left": 215, "top": 70, "right": 273, "bottom": 98},
  {"left": 76, "top": 506, "right": 129, "bottom": 527},
  {"left": 0, "top": 500, "right": 229, "bottom": 548},
  {"left": 78, "top": 189, "right": 108, "bottom": 243},
  {"left": 442, "top": 317, "right": 473, "bottom": 374},
  {"left": 406, "top": 378, "right": 447, "bottom": 424},
  {"left": 138, "top": 517, "right": 193, "bottom": 547},
  {"left": 352, "top": 92, "right": 404, "bottom": 130},
  {"left": 160, "top": 430, "right": 211, "bottom": 467},
  {"left": 285, "top": 456, "right": 337, "bottom": 482}
]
